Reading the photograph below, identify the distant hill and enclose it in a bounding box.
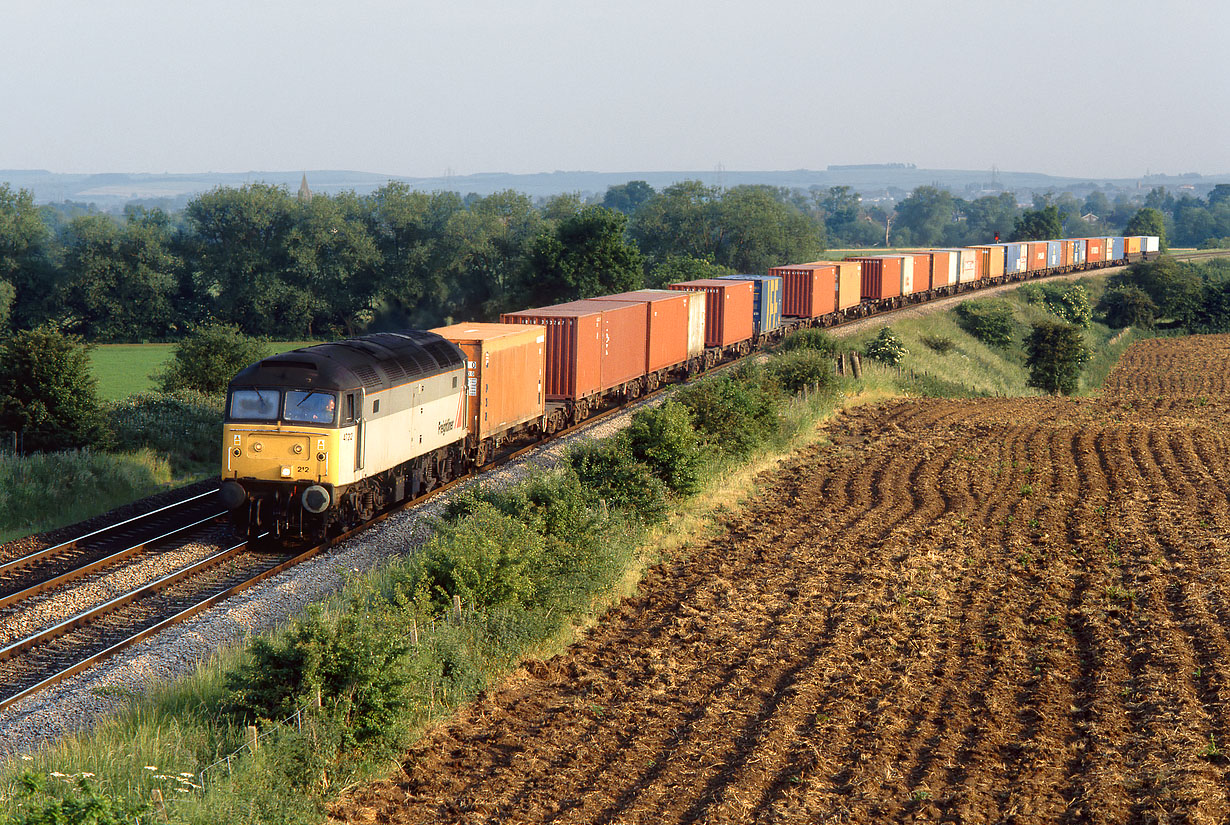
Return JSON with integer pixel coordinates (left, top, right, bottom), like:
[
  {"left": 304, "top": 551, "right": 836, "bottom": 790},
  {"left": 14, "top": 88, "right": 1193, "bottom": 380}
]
[{"left": 2, "top": 166, "right": 1227, "bottom": 210}]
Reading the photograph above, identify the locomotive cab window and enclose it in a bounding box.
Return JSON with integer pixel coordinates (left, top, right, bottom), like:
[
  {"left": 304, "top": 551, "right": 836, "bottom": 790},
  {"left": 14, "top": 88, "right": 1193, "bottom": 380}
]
[
  {"left": 228, "top": 389, "right": 280, "bottom": 421},
  {"left": 284, "top": 390, "right": 338, "bottom": 424},
  {"left": 342, "top": 393, "right": 356, "bottom": 424}
]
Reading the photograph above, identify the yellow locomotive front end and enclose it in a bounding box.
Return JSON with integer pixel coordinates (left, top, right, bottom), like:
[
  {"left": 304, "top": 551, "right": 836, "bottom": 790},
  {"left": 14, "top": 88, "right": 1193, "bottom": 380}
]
[{"left": 219, "top": 386, "right": 353, "bottom": 539}]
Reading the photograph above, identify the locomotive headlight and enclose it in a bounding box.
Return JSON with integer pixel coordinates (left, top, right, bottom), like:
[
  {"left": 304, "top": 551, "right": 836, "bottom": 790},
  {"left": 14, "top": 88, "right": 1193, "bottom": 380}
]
[
  {"left": 252, "top": 441, "right": 263, "bottom": 453},
  {"left": 292, "top": 444, "right": 303, "bottom": 455},
  {"left": 280, "top": 466, "right": 291, "bottom": 477},
  {"left": 317, "top": 452, "right": 326, "bottom": 461}
]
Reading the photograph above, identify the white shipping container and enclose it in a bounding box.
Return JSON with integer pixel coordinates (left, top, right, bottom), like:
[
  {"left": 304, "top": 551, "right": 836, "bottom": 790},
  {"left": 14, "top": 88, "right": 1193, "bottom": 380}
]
[
  {"left": 900, "top": 256, "right": 914, "bottom": 294},
  {"left": 1145, "top": 236, "right": 1160, "bottom": 253}
]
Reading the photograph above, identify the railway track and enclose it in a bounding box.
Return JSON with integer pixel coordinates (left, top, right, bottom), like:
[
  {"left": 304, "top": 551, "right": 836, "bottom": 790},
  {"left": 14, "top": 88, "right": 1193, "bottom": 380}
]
[
  {"left": 0, "top": 387, "right": 660, "bottom": 713},
  {"left": 5, "top": 251, "right": 1220, "bottom": 715},
  {"left": 0, "top": 489, "right": 227, "bottom": 612}
]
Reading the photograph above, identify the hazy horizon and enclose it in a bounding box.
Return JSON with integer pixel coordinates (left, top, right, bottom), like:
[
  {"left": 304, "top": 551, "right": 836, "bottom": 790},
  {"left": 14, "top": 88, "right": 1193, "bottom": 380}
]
[{"left": 3, "top": 0, "right": 1226, "bottom": 180}]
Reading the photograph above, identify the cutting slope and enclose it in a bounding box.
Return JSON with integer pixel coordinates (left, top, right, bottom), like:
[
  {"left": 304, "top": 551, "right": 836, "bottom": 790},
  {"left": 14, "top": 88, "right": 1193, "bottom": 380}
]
[{"left": 333, "top": 334, "right": 1230, "bottom": 825}]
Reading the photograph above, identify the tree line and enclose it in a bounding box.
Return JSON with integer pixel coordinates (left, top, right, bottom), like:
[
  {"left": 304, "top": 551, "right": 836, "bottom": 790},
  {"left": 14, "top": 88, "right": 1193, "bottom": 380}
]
[{"left": 0, "top": 177, "right": 1203, "bottom": 345}]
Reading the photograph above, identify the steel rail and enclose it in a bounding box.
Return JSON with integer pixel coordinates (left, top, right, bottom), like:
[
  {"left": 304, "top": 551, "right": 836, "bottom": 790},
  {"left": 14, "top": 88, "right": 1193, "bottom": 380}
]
[
  {"left": 0, "top": 489, "right": 221, "bottom": 578},
  {"left": 0, "top": 514, "right": 227, "bottom": 612}
]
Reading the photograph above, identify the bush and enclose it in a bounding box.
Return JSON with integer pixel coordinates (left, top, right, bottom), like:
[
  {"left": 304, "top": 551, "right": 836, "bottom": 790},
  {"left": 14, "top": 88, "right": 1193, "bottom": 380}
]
[
  {"left": 567, "top": 438, "right": 669, "bottom": 523},
  {"left": 921, "top": 334, "right": 955, "bottom": 354},
  {"left": 766, "top": 350, "right": 837, "bottom": 395},
  {"left": 0, "top": 325, "right": 110, "bottom": 453},
  {"left": 107, "top": 390, "right": 223, "bottom": 472},
  {"left": 864, "top": 327, "right": 908, "bottom": 365},
  {"left": 157, "top": 324, "right": 269, "bottom": 394},
  {"left": 954, "top": 300, "right": 1013, "bottom": 348},
  {"left": 623, "top": 401, "right": 705, "bottom": 495},
  {"left": 1025, "top": 321, "right": 1090, "bottom": 395},
  {"left": 412, "top": 503, "right": 547, "bottom": 612},
  {"left": 673, "top": 373, "right": 781, "bottom": 460},
  {"left": 777, "top": 328, "right": 840, "bottom": 356},
  {"left": 224, "top": 594, "right": 412, "bottom": 753},
  {"left": 1021, "top": 282, "right": 1093, "bottom": 327},
  {"left": 1097, "top": 286, "right": 1157, "bottom": 329}
]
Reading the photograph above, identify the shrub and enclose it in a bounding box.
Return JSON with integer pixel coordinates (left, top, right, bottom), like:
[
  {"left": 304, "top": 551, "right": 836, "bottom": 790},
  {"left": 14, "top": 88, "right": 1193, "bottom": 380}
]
[
  {"left": 864, "top": 327, "right": 908, "bottom": 365},
  {"left": 107, "top": 390, "right": 223, "bottom": 472},
  {"left": 954, "top": 300, "right": 1013, "bottom": 348},
  {"left": 0, "top": 325, "right": 110, "bottom": 452},
  {"left": 1020, "top": 283, "right": 1093, "bottom": 327},
  {"left": 156, "top": 324, "right": 269, "bottom": 394},
  {"left": 623, "top": 401, "right": 705, "bottom": 495},
  {"left": 921, "top": 334, "right": 955, "bottom": 354},
  {"left": 224, "top": 594, "right": 412, "bottom": 753},
  {"left": 766, "top": 350, "right": 837, "bottom": 395},
  {"left": 1024, "top": 321, "right": 1090, "bottom": 395},
  {"left": 567, "top": 438, "right": 668, "bottom": 523},
  {"left": 412, "top": 503, "right": 547, "bottom": 612},
  {"left": 674, "top": 373, "right": 780, "bottom": 460},
  {"left": 777, "top": 328, "right": 840, "bottom": 356},
  {"left": 1097, "top": 286, "right": 1157, "bottom": 329}
]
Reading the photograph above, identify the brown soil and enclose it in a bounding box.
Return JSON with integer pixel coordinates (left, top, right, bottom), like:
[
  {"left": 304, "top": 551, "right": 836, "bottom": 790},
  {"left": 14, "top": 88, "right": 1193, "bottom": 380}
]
[{"left": 331, "top": 335, "right": 1230, "bottom": 824}]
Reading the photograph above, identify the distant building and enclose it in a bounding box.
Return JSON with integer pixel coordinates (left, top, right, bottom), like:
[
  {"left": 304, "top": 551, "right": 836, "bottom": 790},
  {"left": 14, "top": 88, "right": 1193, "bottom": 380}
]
[
  {"left": 298, "top": 174, "right": 313, "bottom": 203},
  {"left": 1081, "top": 212, "right": 1099, "bottom": 223}
]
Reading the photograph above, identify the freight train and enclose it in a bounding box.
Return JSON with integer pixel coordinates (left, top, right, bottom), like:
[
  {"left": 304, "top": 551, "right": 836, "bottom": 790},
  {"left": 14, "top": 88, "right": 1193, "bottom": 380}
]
[{"left": 219, "top": 234, "right": 1161, "bottom": 539}]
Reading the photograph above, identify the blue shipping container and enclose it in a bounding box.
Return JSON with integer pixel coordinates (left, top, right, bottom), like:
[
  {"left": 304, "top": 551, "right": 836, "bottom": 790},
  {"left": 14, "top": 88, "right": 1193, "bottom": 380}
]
[
  {"left": 1047, "top": 241, "right": 1062, "bottom": 267},
  {"left": 1073, "top": 239, "right": 1087, "bottom": 264},
  {"left": 1105, "top": 236, "right": 1122, "bottom": 260},
  {"left": 1004, "top": 243, "right": 1028, "bottom": 274},
  {"left": 717, "top": 274, "right": 782, "bottom": 335}
]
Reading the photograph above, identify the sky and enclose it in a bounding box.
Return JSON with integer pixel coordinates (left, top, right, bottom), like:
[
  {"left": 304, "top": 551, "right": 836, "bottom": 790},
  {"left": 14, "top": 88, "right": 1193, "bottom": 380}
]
[{"left": 1, "top": 0, "right": 1227, "bottom": 179}]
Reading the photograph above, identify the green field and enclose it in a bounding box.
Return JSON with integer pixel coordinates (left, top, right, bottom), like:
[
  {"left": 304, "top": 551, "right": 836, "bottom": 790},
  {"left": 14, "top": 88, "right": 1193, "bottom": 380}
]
[{"left": 90, "top": 341, "right": 316, "bottom": 401}]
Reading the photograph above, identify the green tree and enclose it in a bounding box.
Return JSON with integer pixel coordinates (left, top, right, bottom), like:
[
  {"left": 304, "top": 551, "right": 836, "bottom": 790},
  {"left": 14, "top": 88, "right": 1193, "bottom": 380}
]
[
  {"left": 57, "top": 211, "right": 180, "bottom": 341},
  {"left": 0, "top": 278, "right": 13, "bottom": 330},
  {"left": 953, "top": 192, "right": 1020, "bottom": 246},
  {"left": 0, "top": 325, "right": 109, "bottom": 451},
  {"left": 0, "top": 184, "right": 56, "bottom": 330},
  {"left": 712, "top": 185, "right": 824, "bottom": 273},
  {"left": 182, "top": 184, "right": 299, "bottom": 336},
  {"left": 156, "top": 323, "right": 269, "bottom": 394},
  {"left": 1010, "top": 205, "right": 1063, "bottom": 241},
  {"left": 1125, "top": 207, "right": 1168, "bottom": 250},
  {"left": 287, "top": 191, "right": 381, "bottom": 336},
  {"left": 628, "top": 180, "right": 723, "bottom": 267},
  {"left": 1110, "top": 257, "right": 1201, "bottom": 327},
  {"left": 1024, "top": 321, "right": 1089, "bottom": 395},
  {"left": 1097, "top": 286, "right": 1157, "bottom": 329},
  {"left": 521, "top": 206, "right": 644, "bottom": 306},
  {"left": 602, "top": 180, "right": 655, "bottom": 215},
  {"left": 894, "top": 186, "right": 955, "bottom": 247}
]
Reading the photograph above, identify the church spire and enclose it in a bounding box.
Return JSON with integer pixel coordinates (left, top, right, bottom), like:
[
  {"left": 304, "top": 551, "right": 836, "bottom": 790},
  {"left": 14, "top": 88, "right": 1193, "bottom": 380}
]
[{"left": 298, "top": 173, "right": 313, "bottom": 203}]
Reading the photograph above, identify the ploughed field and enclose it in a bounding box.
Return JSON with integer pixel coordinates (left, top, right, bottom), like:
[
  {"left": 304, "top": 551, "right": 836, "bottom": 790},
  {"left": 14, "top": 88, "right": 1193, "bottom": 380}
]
[{"left": 333, "top": 335, "right": 1230, "bottom": 824}]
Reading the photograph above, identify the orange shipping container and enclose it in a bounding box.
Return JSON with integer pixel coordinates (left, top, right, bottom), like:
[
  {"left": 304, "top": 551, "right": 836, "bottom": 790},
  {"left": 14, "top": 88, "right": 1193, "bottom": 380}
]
[
  {"left": 846, "top": 256, "right": 902, "bottom": 300},
  {"left": 1085, "top": 238, "right": 1105, "bottom": 263},
  {"left": 767, "top": 264, "right": 837, "bottom": 317},
  {"left": 501, "top": 300, "right": 648, "bottom": 400},
  {"left": 1027, "top": 242, "right": 1049, "bottom": 271},
  {"left": 971, "top": 245, "right": 1005, "bottom": 279},
  {"left": 1125, "top": 236, "right": 1142, "bottom": 254},
  {"left": 667, "top": 279, "right": 754, "bottom": 348},
  {"left": 928, "top": 250, "right": 955, "bottom": 288},
  {"left": 431, "top": 322, "right": 545, "bottom": 441},
  {"left": 591, "top": 289, "right": 692, "bottom": 373}
]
